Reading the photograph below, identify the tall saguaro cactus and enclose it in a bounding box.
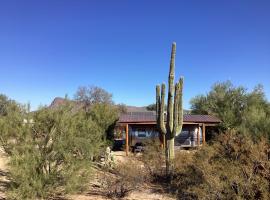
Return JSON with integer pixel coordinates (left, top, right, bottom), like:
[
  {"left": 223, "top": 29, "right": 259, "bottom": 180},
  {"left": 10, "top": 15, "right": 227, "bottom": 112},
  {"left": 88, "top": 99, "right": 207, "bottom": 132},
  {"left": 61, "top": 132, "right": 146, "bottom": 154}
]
[{"left": 156, "top": 42, "right": 184, "bottom": 173}]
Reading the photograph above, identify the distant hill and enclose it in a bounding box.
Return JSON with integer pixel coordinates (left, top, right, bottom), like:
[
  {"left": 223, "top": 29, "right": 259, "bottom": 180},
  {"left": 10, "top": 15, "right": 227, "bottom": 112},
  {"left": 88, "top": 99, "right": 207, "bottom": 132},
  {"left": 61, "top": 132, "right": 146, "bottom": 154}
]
[
  {"left": 125, "top": 106, "right": 148, "bottom": 112},
  {"left": 49, "top": 97, "right": 148, "bottom": 111},
  {"left": 49, "top": 97, "right": 70, "bottom": 108},
  {"left": 49, "top": 97, "right": 190, "bottom": 114}
]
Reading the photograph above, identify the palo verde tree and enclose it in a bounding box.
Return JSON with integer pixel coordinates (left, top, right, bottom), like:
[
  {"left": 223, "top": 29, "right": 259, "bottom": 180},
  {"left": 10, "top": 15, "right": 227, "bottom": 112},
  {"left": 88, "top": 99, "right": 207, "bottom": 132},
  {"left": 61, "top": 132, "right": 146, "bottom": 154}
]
[
  {"left": 0, "top": 91, "right": 119, "bottom": 199},
  {"left": 156, "top": 42, "right": 184, "bottom": 173},
  {"left": 190, "top": 81, "right": 270, "bottom": 140},
  {"left": 6, "top": 104, "right": 102, "bottom": 199}
]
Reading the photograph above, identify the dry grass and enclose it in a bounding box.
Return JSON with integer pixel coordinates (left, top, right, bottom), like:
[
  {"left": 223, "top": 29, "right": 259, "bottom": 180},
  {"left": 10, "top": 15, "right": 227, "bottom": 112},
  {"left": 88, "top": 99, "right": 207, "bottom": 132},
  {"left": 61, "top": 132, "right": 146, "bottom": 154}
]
[
  {"left": 69, "top": 150, "right": 175, "bottom": 200},
  {"left": 170, "top": 132, "right": 270, "bottom": 200}
]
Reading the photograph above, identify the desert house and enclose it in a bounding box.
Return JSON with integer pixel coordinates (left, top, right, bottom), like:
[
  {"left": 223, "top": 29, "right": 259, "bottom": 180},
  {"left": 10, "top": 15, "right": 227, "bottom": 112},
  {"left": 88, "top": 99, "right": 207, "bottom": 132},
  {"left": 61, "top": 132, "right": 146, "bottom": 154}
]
[
  {"left": 49, "top": 98, "right": 221, "bottom": 153},
  {"left": 115, "top": 111, "right": 220, "bottom": 154}
]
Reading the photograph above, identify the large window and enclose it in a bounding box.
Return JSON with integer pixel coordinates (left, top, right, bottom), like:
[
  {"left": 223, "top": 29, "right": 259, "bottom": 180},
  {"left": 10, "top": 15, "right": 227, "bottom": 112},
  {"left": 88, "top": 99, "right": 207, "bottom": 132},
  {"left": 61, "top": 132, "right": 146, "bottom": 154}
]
[
  {"left": 136, "top": 128, "right": 147, "bottom": 138},
  {"left": 133, "top": 128, "right": 158, "bottom": 138}
]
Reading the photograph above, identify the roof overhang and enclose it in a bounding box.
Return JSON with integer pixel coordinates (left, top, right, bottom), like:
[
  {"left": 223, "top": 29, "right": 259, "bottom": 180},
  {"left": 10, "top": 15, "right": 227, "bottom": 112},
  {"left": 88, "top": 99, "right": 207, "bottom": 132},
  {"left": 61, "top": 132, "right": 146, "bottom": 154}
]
[{"left": 116, "top": 121, "right": 220, "bottom": 126}]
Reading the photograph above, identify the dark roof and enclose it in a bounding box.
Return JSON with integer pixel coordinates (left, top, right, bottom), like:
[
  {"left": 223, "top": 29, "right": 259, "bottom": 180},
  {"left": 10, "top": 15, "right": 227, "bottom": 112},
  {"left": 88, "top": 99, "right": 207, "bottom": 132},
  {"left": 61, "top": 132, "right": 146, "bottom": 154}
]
[
  {"left": 120, "top": 111, "right": 156, "bottom": 122},
  {"left": 119, "top": 111, "right": 221, "bottom": 123},
  {"left": 183, "top": 114, "right": 221, "bottom": 123}
]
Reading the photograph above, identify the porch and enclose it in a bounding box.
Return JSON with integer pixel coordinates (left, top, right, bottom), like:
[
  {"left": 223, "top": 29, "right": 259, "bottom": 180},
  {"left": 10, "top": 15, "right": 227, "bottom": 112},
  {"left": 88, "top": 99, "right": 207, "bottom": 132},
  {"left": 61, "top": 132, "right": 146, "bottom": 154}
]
[{"left": 114, "top": 112, "right": 221, "bottom": 155}]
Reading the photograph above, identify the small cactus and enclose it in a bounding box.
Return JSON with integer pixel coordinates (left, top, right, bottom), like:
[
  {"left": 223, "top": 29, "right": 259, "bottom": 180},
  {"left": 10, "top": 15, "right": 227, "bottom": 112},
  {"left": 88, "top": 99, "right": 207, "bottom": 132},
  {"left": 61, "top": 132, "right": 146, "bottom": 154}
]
[{"left": 156, "top": 42, "right": 184, "bottom": 173}]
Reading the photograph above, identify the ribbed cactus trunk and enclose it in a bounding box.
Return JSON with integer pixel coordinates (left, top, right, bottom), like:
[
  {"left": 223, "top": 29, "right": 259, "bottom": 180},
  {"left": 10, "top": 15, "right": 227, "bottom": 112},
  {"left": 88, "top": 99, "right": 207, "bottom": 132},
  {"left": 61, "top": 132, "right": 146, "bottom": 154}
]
[{"left": 156, "top": 42, "right": 183, "bottom": 174}]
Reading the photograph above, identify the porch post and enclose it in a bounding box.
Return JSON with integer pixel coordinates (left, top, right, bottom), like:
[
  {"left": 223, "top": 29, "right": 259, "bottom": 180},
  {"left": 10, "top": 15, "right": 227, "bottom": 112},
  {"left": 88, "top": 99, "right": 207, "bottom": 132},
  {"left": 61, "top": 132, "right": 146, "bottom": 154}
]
[
  {"left": 125, "top": 124, "right": 129, "bottom": 156},
  {"left": 202, "top": 123, "right": 206, "bottom": 145}
]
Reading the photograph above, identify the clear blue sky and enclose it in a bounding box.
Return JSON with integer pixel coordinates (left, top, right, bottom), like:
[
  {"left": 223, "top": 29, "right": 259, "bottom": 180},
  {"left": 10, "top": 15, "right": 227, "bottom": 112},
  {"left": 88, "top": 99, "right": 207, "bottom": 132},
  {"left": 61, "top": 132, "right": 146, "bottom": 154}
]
[{"left": 0, "top": 0, "right": 269, "bottom": 110}]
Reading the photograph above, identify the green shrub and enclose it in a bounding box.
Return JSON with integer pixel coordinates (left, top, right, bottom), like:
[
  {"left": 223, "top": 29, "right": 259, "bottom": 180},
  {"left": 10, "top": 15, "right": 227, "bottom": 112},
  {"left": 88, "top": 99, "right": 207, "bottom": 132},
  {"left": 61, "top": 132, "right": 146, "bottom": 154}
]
[
  {"left": 0, "top": 94, "right": 27, "bottom": 154},
  {"left": 139, "top": 138, "right": 165, "bottom": 178},
  {"left": 172, "top": 131, "right": 270, "bottom": 200},
  {"left": 0, "top": 102, "right": 117, "bottom": 200},
  {"left": 6, "top": 105, "right": 100, "bottom": 199},
  {"left": 0, "top": 91, "right": 120, "bottom": 199},
  {"left": 190, "top": 81, "right": 270, "bottom": 140}
]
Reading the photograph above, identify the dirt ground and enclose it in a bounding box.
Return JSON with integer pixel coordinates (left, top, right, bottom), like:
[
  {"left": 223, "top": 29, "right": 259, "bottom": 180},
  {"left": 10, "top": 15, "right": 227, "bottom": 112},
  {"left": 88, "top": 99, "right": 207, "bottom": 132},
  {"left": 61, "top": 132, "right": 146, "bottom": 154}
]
[
  {"left": 0, "top": 148, "right": 9, "bottom": 200},
  {"left": 69, "top": 190, "right": 174, "bottom": 200},
  {"left": 0, "top": 150, "right": 175, "bottom": 200},
  {"left": 69, "top": 151, "right": 175, "bottom": 200}
]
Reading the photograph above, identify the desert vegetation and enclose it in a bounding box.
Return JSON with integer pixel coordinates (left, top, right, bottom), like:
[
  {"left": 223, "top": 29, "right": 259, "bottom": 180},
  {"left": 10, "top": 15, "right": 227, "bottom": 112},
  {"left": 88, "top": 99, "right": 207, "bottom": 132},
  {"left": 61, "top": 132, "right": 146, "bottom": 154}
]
[
  {"left": 0, "top": 87, "right": 121, "bottom": 199},
  {"left": 0, "top": 81, "right": 270, "bottom": 200},
  {"left": 140, "top": 131, "right": 270, "bottom": 200},
  {"left": 0, "top": 44, "right": 270, "bottom": 200},
  {"left": 152, "top": 42, "right": 270, "bottom": 200},
  {"left": 191, "top": 81, "right": 270, "bottom": 140}
]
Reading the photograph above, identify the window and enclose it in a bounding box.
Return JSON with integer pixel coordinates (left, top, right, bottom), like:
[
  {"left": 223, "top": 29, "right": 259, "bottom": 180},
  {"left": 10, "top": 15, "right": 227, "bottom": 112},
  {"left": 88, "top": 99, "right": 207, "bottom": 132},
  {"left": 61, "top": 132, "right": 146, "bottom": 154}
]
[{"left": 137, "top": 129, "right": 146, "bottom": 138}]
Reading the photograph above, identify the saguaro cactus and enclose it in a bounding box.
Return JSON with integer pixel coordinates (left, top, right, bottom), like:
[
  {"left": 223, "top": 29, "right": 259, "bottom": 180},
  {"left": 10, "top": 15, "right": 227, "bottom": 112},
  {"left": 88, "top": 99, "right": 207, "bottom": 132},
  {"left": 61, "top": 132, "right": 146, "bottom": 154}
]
[{"left": 156, "top": 42, "right": 184, "bottom": 173}]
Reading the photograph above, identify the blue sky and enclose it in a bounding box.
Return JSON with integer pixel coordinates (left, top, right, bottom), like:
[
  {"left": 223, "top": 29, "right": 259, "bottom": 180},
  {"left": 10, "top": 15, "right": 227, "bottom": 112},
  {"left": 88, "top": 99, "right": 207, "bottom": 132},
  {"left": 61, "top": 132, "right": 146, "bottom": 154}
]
[{"left": 0, "top": 0, "right": 269, "bottom": 110}]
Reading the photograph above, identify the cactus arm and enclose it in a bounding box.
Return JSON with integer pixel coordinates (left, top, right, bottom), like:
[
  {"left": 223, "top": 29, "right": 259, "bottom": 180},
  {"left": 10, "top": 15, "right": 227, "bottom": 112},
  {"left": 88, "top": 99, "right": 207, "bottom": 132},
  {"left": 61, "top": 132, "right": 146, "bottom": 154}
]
[
  {"left": 166, "top": 42, "right": 176, "bottom": 134},
  {"left": 173, "top": 82, "right": 180, "bottom": 136},
  {"left": 159, "top": 83, "right": 167, "bottom": 135},
  {"left": 156, "top": 85, "right": 161, "bottom": 123},
  {"left": 175, "top": 77, "right": 184, "bottom": 136}
]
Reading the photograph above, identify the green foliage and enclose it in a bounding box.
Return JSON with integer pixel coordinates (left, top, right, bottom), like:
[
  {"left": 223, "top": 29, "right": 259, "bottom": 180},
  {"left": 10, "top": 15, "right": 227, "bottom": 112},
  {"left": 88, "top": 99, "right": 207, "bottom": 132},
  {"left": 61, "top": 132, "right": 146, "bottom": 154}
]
[
  {"left": 0, "top": 89, "right": 119, "bottom": 199},
  {"left": 73, "top": 85, "right": 119, "bottom": 142},
  {"left": 7, "top": 105, "right": 99, "bottom": 199},
  {"left": 240, "top": 85, "right": 270, "bottom": 140},
  {"left": 89, "top": 103, "right": 119, "bottom": 142},
  {"left": 146, "top": 103, "right": 156, "bottom": 111},
  {"left": 0, "top": 94, "right": 17, "bottom": 116},
  {"left": 172, "top": 131, "right": 270, "bottom": 200},
  {"left": 89, "top": 104, "right": 119, "bottom": 137},
  {"left": 117, "top": 103, "right": 128, "bottom": 114},
  {"left": 0, "top": 94, "right": 26, "bottom": 154},
  {"left": 190, "top": 81, "right": 270, "bottom": 139}
]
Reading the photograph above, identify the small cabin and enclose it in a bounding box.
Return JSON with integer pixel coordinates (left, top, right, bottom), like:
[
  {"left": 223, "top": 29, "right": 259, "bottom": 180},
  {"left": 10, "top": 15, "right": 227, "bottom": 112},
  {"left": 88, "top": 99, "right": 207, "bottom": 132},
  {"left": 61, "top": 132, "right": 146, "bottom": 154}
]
[{"left": 114, "top": 111, "right": 220, "bottom": 153}]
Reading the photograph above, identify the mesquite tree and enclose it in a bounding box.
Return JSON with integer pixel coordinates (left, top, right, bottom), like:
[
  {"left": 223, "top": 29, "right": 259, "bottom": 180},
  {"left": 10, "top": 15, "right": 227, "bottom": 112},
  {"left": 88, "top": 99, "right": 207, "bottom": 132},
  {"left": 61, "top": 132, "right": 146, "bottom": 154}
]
[{"left": 156, "top": 42, "right": 184, "bottom": 173}]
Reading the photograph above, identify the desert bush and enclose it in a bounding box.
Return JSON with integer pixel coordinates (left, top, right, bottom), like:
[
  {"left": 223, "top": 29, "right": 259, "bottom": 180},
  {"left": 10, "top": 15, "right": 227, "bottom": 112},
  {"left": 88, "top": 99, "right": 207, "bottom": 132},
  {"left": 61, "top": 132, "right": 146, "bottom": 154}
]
[
  {"left": 172, "top": 131, "right": 270, "bottom": 200},
  {"left": 100, "top": 162, "right": 146, "bottom": 199},
  {"left": 0, "top": 103, "right": 118, "bottom": 199},
  {"left": 6, "top": 105, "right": 100, "bottom": 199},
  {"left": 139, "top": 138, "right": 165, "bottom": 178},
  {"left": 0, "top": 94, "right": 27, "bottom": 154},
  {"left": 89, "top": 103, "right": 119, "bottom": 142},
  {"left": 0, "top": 90, "right": 120, "bottom": 199}
]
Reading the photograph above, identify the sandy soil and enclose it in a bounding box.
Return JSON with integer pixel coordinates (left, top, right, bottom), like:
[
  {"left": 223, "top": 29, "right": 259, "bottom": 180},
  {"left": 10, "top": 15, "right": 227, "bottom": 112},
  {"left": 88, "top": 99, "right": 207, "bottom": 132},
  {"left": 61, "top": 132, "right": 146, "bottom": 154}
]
[
  {"left": 69, "top": 151, "right": 175, "bottom": 200},
  {"left": 69, "top": 190, "right": 175, "bottom": 200},
  {"left": 0, "top": 149, "right": 175, "bottom": 200},
  {"left": 0, "top": 147, "right": 9, "bottom": 199}
]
